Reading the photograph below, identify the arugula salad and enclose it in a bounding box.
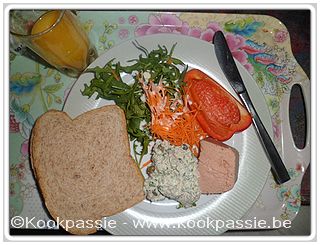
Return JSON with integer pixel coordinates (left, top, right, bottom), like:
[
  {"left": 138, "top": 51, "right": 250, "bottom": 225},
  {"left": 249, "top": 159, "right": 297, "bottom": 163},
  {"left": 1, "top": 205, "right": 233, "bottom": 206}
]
[{"left": 82, "top": 42, "right": 205, "bottom": 164}]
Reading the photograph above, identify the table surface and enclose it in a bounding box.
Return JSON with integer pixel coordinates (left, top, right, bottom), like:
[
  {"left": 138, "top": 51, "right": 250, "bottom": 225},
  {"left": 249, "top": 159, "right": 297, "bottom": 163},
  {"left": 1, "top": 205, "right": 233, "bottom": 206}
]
[{"left": 9, "top": 9, "right": 310, "bottom": 235}]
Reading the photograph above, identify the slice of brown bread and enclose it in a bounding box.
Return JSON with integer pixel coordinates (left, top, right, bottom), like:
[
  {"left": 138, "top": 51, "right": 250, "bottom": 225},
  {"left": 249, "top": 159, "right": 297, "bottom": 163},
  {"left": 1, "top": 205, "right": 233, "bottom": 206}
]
[{"left": 30, "top": 105, "right": 145, "bottom": 235}]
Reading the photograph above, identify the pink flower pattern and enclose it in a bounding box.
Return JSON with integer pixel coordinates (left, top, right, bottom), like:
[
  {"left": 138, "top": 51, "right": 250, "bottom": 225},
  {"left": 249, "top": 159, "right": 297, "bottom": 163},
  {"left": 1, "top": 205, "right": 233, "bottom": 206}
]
[
  {"left": 20, "top": 139, "right": 29, "bottom": 157},
  {"left": 18, "top": 162, "right": 25, "bottom": 170},
  {"left": 128, "top": 15, "right": 139, "bottom": 25},
  {"left": 10, "top": 112, "right": 20, "bottom": 133},
  {"left": 118, "top": 17, "right": 125, "bottom": 24},
  {"left": 274, "top": 29, "right": 288, "bottom": 43},
  {"left": 135, "top": 14, "right": 253, "bottom": 73},
  {"left": 119, "top": 29, "right": 129, "bottom": 39},
  {"left": 135, "top": 14, "right": 190, "bottom": 36}
]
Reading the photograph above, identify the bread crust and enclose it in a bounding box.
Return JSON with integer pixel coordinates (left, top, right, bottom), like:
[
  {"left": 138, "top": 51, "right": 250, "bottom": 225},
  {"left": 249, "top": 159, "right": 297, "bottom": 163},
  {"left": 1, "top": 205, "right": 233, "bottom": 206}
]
[{"left": 30, "top": 105, "right": 145, "bottom": 235}]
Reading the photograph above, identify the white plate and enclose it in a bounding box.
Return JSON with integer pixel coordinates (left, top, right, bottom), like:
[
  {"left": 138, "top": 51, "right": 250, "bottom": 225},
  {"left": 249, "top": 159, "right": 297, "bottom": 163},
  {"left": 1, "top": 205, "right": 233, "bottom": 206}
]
[{"left": 63, "top": 33, "right": 273, "bottom": 235}]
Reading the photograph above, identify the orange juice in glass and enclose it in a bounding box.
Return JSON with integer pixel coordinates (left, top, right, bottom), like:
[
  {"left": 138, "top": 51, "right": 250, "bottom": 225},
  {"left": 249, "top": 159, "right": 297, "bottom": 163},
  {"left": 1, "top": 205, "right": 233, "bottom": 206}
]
[{"left": 10, "top": 10, "right": 97, "bottom": 77}]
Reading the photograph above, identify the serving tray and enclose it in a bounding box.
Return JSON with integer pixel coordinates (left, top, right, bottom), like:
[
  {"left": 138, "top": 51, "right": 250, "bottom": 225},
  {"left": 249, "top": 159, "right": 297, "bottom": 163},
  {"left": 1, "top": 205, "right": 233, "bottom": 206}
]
[{"left": 9, "top": 10, "right": 310, "bottom": 233}]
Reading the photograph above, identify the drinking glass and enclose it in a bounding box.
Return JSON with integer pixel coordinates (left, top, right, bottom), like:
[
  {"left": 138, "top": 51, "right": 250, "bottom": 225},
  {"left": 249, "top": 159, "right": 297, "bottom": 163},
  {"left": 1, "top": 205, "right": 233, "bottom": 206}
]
[{"left": 10, "top": 10, "right": 97, "bottom": 77}]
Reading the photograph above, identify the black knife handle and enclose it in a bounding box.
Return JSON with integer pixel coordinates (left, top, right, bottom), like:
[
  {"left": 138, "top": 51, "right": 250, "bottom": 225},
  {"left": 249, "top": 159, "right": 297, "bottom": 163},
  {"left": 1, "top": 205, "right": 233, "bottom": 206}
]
[{"left": 239, "top": 92, "right": 291, "bottom": 184}]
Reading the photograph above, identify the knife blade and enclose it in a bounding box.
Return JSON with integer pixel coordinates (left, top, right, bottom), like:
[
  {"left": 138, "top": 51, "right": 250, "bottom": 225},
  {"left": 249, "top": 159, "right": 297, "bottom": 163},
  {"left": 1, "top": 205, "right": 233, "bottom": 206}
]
[{"left": 213, "top": 31, "right": 290, "bottom": 184}]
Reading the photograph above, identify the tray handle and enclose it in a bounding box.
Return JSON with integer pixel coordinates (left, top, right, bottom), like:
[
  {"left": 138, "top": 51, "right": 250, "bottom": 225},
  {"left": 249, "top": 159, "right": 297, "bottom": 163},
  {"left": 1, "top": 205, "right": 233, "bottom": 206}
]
[{"left": 281, "top": 76, "right": 311, "bottom": 179}]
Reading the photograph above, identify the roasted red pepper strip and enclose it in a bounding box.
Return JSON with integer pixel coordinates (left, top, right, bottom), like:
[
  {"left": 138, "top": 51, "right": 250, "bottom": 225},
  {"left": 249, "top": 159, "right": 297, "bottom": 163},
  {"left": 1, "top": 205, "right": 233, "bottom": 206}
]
[{"left": 184, "top": 69, "right": 252, "bottom": 141}]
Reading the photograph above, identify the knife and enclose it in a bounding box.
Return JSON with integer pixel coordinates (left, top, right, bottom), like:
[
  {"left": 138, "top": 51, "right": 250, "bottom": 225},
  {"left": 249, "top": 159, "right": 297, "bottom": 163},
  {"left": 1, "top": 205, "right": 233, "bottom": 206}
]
[{"left": 213, "top": 31, "right": 290, "bottom": 184}]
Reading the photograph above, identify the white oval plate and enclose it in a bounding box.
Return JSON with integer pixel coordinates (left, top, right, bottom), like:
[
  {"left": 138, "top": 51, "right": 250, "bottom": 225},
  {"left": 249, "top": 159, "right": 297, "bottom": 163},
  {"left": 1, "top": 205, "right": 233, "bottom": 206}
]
[{"left": 63, "top": 33, "right": 273, "bottom": 235}]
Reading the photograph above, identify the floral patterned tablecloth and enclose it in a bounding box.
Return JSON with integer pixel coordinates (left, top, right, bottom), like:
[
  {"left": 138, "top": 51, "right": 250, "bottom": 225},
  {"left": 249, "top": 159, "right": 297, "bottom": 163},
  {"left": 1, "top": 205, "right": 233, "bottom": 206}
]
[{"left": 9, "top": 10, "right": 310, "bottom": 232}]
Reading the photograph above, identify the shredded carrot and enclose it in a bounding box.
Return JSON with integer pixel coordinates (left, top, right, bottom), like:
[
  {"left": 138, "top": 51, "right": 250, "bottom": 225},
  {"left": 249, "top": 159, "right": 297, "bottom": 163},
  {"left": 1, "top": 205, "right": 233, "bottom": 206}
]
[
  {"left": 139, "top": 78, "right": 207, "bottom": 156},
  {"left": 111, "top": 69, "right": 120, "bottom": 81},
  {"left": 141, "top": 159, "right": 152, "bottom": 169}
]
